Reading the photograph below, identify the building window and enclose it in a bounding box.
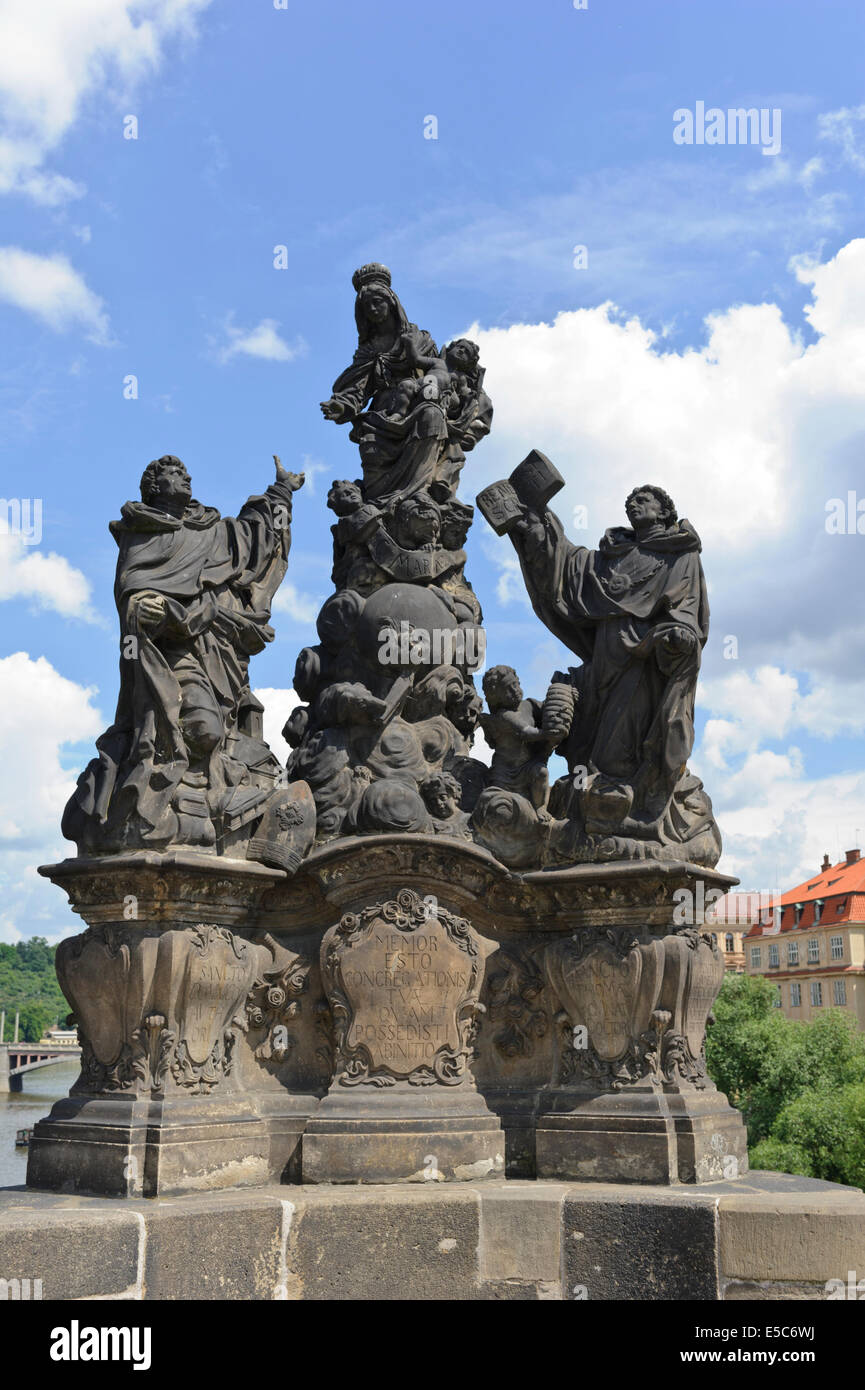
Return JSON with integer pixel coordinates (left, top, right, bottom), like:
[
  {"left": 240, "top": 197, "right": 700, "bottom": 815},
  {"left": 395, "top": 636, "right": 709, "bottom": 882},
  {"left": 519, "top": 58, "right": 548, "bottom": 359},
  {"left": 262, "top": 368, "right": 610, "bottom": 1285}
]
[
  {"left": 750, "top": 946, "right": 761, "bottom": 968},
  {"left": 794, "top": 903, "right": 803, "bottom": 926},
  {"left": 768, "top": 943, "right": 779, "bottom": 967},
  {"left": 790, "top": 982, "right": 801, "bottom": 1006},
  {"left": 787, "top": 941, "right": 799, "bottom": 965},
  {"left": 810, "top": 981, "right": 823, "bottom": 1007},
  {"left": 813, "top": 899, "right": 823, "bottom": 925},
  {"left": 830, "top": 935, "right": 844, "bottom": 960},
  {"left": 833, "top": 979, "right": 847, "bottom": 1006},
  {"left": 807, "top": 938, "right": 820, "bottom": 964},
  {"left": 773, "top": 986, "right": 782, "bottom": 1008},
  {"left": 725, "top": 933, "right": 734, "bottom": 953}
]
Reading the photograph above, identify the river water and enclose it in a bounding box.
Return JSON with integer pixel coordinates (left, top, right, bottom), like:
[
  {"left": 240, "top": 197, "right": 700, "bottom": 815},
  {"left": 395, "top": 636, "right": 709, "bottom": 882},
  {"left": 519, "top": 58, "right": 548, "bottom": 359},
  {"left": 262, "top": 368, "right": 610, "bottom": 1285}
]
[{"left": 0, "top": 1062, "right": 79, "bottom": 1188}]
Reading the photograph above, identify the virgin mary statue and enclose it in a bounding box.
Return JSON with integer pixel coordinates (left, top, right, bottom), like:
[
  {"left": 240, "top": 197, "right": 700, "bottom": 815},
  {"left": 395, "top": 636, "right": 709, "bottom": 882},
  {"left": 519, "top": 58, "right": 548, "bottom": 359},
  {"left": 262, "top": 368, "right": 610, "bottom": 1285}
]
[{"left": 320, "top": 263, "right": 491, "bottom": 507}]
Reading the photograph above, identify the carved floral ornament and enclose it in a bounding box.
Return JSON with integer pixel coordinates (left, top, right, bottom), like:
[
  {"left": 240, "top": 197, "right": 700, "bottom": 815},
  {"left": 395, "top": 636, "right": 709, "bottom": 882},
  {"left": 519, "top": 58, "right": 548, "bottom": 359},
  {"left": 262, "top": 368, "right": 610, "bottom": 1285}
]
[
  {"left": 486, "top": 945, "right": 549, "bottom": 1060},
  {"left": 244, "top": 931, "right": 311, "bottom": 1064},
  {"left": 334, "top": 887, "right": 477, "bottom": 947}
]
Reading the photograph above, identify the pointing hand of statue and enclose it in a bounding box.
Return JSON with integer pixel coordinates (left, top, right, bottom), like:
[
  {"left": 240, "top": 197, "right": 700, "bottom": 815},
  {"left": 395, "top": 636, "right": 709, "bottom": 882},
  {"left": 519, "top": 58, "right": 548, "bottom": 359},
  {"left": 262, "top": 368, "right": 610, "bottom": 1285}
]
[
  {"left": 273, "top": 456, "right": 306, "bottom": 491},
  {"left": 320, "top": 398, "right": 346, "bottom": 423}
]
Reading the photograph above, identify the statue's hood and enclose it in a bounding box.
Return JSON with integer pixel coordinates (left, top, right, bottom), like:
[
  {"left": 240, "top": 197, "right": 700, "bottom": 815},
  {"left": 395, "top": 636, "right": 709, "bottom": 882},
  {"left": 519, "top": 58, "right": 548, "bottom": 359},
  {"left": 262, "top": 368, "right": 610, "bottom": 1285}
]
[
  {"left": 599, "top": 518, "right": 702, "bottom": 556},
  {"left": 109, "top": 500, "right": 221, "bottom": 538}
]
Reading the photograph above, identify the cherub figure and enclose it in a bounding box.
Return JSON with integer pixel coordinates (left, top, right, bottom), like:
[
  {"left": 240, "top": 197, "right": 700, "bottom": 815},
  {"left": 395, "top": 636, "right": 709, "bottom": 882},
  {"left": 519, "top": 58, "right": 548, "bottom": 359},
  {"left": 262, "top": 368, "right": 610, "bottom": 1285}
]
[
  {"left": 392, "top": 492, "right": 441, "bottom": 550},
  {"left": 441, "top": 338, "right": 483, "bottom": 410},
  {"left": 480, "top": 665, "right": 554, "bottom": 818},
  {"left": 385, "top": 336, "right": 450, "bottom": 419},
  {"left": 388, "top": 335, "right": 480, "bottom": 423},
  {"left": 420, "top": 771, "right": 471, "bottom": 838},
  {"left": 327, "top": 478, "right": 365, "bottom": 518},
  {"left": 326, "top": 478, "right": 381, "bottom": 589}
]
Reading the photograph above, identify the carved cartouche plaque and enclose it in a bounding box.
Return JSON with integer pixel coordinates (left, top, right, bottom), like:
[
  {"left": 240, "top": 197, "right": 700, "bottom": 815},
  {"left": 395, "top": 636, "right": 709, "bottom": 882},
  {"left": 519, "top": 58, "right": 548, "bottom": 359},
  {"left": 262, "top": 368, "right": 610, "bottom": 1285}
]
[{"left": 320, "top": 888, "right": 483, "bottom": 1087}]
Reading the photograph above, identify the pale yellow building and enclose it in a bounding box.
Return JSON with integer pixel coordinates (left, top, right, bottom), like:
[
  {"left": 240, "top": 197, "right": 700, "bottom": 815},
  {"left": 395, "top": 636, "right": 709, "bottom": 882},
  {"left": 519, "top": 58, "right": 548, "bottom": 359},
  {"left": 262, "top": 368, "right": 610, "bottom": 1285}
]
[
  {"left": 734, "top": 850, "right": 865, "bottom": 1028},
  {"left": 703, "top": 898, "right": 747, "bottom": 972}
]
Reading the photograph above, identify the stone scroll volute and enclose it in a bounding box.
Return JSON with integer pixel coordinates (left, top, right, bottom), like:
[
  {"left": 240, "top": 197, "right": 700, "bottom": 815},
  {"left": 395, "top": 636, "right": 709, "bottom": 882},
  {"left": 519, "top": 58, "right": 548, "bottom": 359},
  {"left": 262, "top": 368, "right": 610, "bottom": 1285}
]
[{"left": 657, "top": 928, "right": 725, "bottom": 1088}]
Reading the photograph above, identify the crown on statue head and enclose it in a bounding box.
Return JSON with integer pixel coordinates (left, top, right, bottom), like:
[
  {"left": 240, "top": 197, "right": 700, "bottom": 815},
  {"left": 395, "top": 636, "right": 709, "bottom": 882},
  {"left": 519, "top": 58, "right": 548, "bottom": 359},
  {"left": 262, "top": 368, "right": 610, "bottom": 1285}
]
[{"left": 352, "top": 262, "right": 392, "bottom": 293}]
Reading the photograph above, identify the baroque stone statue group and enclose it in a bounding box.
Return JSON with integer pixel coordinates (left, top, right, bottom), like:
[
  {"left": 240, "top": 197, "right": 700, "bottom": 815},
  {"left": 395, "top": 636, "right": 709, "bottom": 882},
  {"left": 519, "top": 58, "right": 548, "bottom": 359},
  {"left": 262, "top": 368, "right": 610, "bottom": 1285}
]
[{"left": 30, "top": 264, "right": 747, "bottom": 1195}]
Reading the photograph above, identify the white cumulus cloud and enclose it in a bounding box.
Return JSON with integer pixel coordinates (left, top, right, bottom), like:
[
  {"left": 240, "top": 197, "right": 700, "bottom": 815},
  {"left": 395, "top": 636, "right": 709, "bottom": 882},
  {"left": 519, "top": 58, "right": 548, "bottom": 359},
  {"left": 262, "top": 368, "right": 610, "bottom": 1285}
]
[
  {"left": 818, "top": 104, "right": 865, "bottom": 172},
  {"left": 271, "top": 581, "right": 322, "bottom": 624},
  {"left": 0, "top": 532, "right": 97, "bottom": 620},
  {"left": 0, "top": 653, "right": 103, "bottom": 942},
  {"left": 217, "top": 316, "right": 307, "bottom": 365},
  {"left": 467, "top": 237, "right": 865, "bottom": 890},
  {"left": 0, "top": 247, "right": 110, "bottom": 341},
  {"left": 253, "top": 686, "right": 300, "bottom": 764},
  {"left": 0, "top": 0, "right": 212, "bottom": 204}
]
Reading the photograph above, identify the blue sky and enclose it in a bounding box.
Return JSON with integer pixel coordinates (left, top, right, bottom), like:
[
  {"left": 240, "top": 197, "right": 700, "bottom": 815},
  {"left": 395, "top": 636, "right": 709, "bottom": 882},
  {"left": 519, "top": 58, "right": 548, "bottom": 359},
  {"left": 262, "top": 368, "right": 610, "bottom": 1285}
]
[{"left": 2, "top": 0, "right": 865, "bottom": 939}]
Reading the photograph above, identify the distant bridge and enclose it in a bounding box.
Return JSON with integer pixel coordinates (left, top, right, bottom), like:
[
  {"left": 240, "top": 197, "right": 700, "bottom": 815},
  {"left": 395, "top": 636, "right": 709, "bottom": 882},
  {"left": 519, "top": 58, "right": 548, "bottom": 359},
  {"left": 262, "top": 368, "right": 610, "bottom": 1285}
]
[{"left": 0, "top": 1042, "right": 81, "bottom": 1093}]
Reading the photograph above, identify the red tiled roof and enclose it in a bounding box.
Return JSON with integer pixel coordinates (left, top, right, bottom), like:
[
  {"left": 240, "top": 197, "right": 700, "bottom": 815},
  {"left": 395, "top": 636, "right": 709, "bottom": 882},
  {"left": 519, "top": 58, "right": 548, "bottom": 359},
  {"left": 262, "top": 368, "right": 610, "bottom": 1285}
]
[
  {"left": 775, "top": 853, "right": 865, "bottom": 906},
  {"left": 711, "top": 853, "right": 865, "bottom": 940}
]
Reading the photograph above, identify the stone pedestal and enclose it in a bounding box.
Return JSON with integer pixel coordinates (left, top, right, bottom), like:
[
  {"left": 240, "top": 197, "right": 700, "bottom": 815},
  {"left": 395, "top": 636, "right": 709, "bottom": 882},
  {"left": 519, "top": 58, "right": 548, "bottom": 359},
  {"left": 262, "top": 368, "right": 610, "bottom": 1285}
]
[
  {"left": 534, "top": 919, "right": 749, "bottom": 1183},
  {"left": 535, "top": 1086, "right": 748, "bottom": 1185},
  {"left": 27, "top": 1092, "right": 273, "bottom": 1198},
  {"left": 30, "top": 837, "right": 747, "bottom": 1194},
  {"left": 28, "top": 853, "right": 320, "bottom": 1197},
  {"left": 262, "top": 836, "right": 746, "bottom": 1187},
  {"left": 302, "top": 886, "right": 504, "bottom": 1182},
  {"left": 303, "top": 1092, "right": 504, "bottom": 1184}
]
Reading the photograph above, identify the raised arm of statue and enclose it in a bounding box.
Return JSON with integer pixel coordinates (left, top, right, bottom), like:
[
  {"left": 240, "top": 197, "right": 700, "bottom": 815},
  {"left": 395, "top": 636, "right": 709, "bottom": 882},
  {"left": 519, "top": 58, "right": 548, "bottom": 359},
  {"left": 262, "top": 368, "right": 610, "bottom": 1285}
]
[
  {"left": 234, "top": 456, "right": 306, "bottom": 613},
  {"left": 321, "top": 369, "right": 369, "bottom": 424}
]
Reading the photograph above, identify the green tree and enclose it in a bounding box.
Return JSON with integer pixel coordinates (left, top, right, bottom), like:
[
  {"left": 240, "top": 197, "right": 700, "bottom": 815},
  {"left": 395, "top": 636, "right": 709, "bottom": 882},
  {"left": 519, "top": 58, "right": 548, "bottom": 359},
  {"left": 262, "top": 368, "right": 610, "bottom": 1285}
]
[
  {"left": 705, "top": 972, "right": 784, "bottom": 1131},
  {"left": 707, "top": 974, "right": 865, "bottom": 1183},
  {"left": 747, "top": 1136, "right": 814, "bottom": 1178},
  {"left": 0, "top": 936, "right": 68, "bottom": 1033},
  {"left": 748, "top": 1009, "right": 865, "bottom": 1142},
  {"left": 751, "top": 1082, "right": 865, "bottom": 1188},
  {"left": 17, "top": 1002, "right": 54, "bottom": 1042}
]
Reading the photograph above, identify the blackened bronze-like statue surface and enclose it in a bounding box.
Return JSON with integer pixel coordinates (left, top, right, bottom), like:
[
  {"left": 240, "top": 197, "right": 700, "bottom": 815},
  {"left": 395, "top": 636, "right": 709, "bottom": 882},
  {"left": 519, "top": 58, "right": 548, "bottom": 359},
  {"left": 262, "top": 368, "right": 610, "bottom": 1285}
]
[{"left": 63, "top": 454, "right": 314, "bottom": 868}]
